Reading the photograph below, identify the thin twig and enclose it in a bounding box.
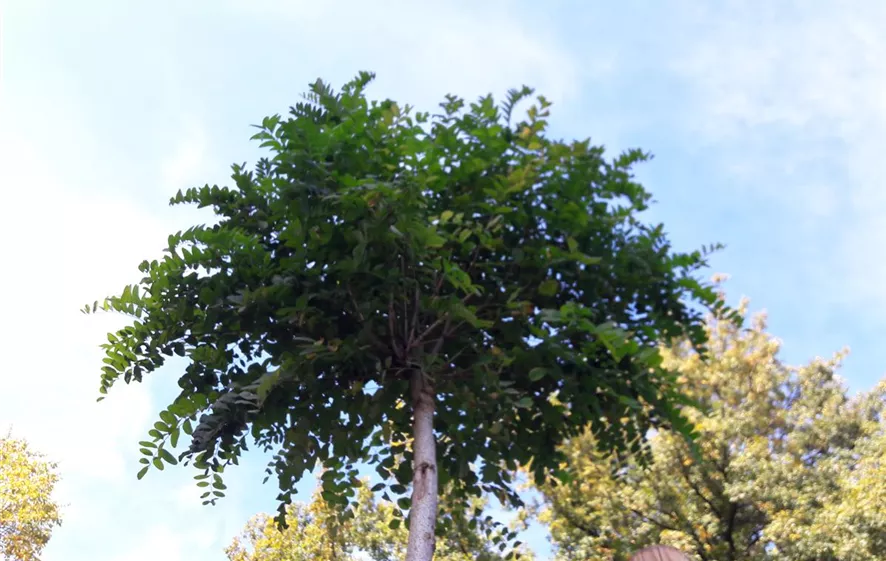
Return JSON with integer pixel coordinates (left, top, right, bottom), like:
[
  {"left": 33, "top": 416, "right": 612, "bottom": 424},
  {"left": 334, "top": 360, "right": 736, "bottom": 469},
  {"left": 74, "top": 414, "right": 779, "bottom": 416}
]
[
  {"left": 466, "top": 243, "right": 482, "bottom": 274},
  {"left": 628, "top": 508, "right": 681, "bottom": 533},
  {"left": 348, "top": 285, "right": 366, "bottom": 322},
  {"left": 388, "top": 295, "right": 402, "bottom": 360},
  {"left": 413, "top": 318, "right": 446, "bottom": 350},
  {"left": 434, "top": 260, "right": 446, "bottom": 294},
  {"left": 431, "top": 319, "right": 452, "bottom": 356},
  {"left": 408, "top": 285, "right": 420, "bottom": 346},
  {"left": 399, "top": 254, "right": 410, "bottom": 352}
]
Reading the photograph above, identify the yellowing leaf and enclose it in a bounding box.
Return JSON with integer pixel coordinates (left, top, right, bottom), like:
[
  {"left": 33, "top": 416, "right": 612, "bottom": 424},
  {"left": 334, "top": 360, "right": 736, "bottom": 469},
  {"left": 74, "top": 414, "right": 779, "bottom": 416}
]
[{"left": 0, "top": 434, "right": 62, "bottom": 560}]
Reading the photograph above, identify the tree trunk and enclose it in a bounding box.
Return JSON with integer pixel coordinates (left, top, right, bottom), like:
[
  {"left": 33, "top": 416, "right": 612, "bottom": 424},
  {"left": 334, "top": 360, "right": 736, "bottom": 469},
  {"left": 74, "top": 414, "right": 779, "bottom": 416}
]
[{"left": 405, "top": 370, "right": 438, "bottom": 561}]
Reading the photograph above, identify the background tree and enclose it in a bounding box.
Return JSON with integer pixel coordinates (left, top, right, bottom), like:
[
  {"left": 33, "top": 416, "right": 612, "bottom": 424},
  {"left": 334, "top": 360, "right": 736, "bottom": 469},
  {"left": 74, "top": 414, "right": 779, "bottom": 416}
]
[
  {"left": 226, "top": 482, "right": 349, "bottom": 561},
  {"left": 87, "top": 72, "right": 728, "bottom": 561},
  {"left": 535, "top": 299, "right": 886, "bottom": 561},
  {"left": 0, "top": 432, "right": 63, "bottom": 561},
  {"left": 226, "top": 480, "right": 533, "bottom": 561}
]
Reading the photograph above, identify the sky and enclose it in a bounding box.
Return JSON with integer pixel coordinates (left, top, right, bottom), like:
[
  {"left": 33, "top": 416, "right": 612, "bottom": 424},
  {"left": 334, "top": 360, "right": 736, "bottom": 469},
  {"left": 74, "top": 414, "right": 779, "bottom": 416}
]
[{"left": 3, "top": 0, "right": 886, "bottom": 559}]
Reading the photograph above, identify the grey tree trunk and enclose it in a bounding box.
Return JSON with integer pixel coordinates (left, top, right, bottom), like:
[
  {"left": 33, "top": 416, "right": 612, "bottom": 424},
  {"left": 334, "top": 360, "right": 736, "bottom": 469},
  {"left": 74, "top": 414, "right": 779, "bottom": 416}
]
[{"left": 404, "top": 370, "right": 438, "bottom": 561}]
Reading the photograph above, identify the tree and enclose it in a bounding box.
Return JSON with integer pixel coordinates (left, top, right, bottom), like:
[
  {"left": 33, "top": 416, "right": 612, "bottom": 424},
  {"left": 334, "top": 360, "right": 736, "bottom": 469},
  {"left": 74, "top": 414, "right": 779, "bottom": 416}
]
[
  {"left": 0, "top": 432, "right": 63, "bottom": 561},
  {"left": 225, "top": 482, "right": 348, "bottom": 561},
  {"left": 225, "top": 480, "right": 533, "bottom": 561},
  {"left": 86, "top": 72, "right": 728, "bottom": 561},
  {"left": 535, "top": 299, "right": 886, "bottom": 561}
]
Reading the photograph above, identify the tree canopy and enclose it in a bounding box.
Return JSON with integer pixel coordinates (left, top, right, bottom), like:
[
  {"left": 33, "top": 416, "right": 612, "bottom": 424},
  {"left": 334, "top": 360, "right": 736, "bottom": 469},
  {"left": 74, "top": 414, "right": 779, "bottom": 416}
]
[
  {"left": 226, "top": 480, "right": 533, "bottom": 561},
  {"left": 536, "top": 300, "right": 886, "bottom": 561},
  {"left": 0, "top": 432, "right": 63, "bottom": 561},
  {"left": 87, "top": 72, "right": 730, "bottom": 560}
]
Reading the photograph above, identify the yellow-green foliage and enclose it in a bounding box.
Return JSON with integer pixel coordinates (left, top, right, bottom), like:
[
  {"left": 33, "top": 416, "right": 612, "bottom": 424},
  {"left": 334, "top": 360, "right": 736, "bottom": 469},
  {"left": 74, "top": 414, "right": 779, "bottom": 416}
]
[
  {"left": 0, "top": 433, "right": 62, "bottom": 561},
  {"left": 226, "top": 482, "right": 534, "bottom": 561},
  {"left": 538, "top": 301, "right": 886, "bottom": 561}
]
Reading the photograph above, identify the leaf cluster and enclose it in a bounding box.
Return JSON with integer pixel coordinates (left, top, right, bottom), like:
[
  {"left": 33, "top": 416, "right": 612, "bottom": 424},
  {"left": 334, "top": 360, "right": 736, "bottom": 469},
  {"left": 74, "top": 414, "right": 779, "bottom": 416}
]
[
  {"left": 87, "top": 72, "right": 727, "bottom": 525},
  {"left": 537, "top": 304, "right": 886, "bottom": 561}
]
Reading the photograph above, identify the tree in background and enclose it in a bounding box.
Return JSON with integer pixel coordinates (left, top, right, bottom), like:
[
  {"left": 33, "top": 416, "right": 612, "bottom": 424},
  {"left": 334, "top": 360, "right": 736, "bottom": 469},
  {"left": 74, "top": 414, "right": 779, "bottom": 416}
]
[
  {"left": 225, "top": 483, "right": 348, "bottom": 561},
  {"left": 0, "top": 432, "right": 63, "bottom": 561},
  {"left": 226, "top": 480, "right": 533, "bottom": 561},
  {"left": 87, "top": 72, "right": 730, "bottom": 561},
  {"left": 536, "top": 299, "right": 886, "bottom": 561}
]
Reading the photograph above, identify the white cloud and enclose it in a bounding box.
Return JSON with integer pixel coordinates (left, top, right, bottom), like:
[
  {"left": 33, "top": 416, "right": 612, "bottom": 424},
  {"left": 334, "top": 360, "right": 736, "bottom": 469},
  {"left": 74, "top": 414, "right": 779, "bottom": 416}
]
[
  {"left": 109, "top": 525, "right": 188, "bottom": 561},
  {"left": 665, "top": 1, "right": 886, "bottom": 312},
  {"left": 672, "top": 2, "right": 886, "bottom": 140},
  {"left": 0, "top": 77, "right": 234, "bottom": 559},
  {"left": 223, "top": 0, "right": 579, "bottom": 106},
  {"left": 0, "top": 134, "right": 156, "bottom": 478}
]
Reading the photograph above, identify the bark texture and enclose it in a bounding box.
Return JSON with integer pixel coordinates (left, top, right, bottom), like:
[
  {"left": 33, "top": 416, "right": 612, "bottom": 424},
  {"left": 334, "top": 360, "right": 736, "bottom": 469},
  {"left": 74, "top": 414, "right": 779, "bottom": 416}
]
[{"left": 405, "top": 370, "right": 438, "bottom": 561}]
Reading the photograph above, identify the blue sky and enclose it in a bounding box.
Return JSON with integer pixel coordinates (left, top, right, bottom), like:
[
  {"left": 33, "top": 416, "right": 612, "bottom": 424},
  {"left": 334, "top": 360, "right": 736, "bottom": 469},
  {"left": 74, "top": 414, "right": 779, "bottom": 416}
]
[{"left": 3, "top": 1, "right": 886, "bottom": 559}]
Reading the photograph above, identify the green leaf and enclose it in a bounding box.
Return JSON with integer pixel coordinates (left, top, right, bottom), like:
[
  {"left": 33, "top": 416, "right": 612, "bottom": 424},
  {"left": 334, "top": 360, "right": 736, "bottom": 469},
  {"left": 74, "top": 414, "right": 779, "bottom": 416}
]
[
  {"left": 136, "top": 466, "right": 149, "bottom": 480},
  {"left": 574, "top": 253, "right": 602, "bottom": 266},
  {"left": 425, "top": 231, "right": 446, "bottom": 248},
  {"left": 159, "top": 410, "right": 176, "bottom": 425},
  {"left": 88, "top": 74, "right": 733, "bottom": 532},
  {"left": 538, "top": 279, "right": 559, "bottom": 297},
  {"left": 158, "top": 448, "right": 178, "bottom": 465},
  {"left": 566, "top": 237, "right": 578, "bottom": 253}
]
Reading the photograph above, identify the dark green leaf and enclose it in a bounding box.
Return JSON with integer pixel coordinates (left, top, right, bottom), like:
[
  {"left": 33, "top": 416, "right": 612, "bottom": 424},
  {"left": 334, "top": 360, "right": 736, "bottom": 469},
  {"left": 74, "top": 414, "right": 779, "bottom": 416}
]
[
  {"left": 89, "top": 73, "right": 731, "bottom": 535},
  {"left": 538, "top": 279, "right": 559, "bottom": 297}
]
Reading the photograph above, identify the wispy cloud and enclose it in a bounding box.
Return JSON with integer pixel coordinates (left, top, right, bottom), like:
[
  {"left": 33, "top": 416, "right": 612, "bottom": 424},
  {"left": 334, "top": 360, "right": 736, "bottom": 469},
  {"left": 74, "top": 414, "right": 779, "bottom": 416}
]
[
  {"left": 662, "top": 2, "right": 886, "bottom": 319},
  {"left": 222, "top": 0, "right": 580, "bottom": 105}
]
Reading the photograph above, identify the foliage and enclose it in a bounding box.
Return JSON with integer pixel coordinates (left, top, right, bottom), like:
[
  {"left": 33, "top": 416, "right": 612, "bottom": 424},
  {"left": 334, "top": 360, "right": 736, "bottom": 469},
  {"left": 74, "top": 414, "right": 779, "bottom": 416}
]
[
  {"left": 226, "top": 480, "right": 533, "bottom": 561},
  {"left": 86, "top": 71, "right": 728, "bottom": 556},
  {"left": 0, "top": 432, "right": 63, "bottom": 561},
  {"left": 536, "top": 299, "right": 886, "bottom": 561},
  {"left": 226, "top": 483, "right": 348, "bottom": 561}
]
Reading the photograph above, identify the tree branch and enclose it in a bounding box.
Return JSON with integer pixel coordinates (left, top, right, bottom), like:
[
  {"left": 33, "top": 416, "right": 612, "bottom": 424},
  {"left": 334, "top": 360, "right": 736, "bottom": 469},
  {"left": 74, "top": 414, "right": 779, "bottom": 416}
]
[
  {"left": 408, "top": 285, "right": 421, "bottom": 347},
  {"left": 627, "top": 508, "right": 681, "bottom": 534},
  {"left": 431, "top": 319, "right": 452, "bottom": 356},
  {"left": 412, "top": 316, "right": 448, "bottom": 351},
  {"left": 347, "top": 285, "right": 365, "bottom": 322},
  {"left": 410, "top": 293, "right": 474, "bottom": 352},
  {"left": 388, "top": 295, "right": 403, "bottom": 360},
  {"left": 555, "top": 505, "right": 599, "bottom": 538},
  {"left": 677, "top": 456, "right": 721, "bottom": 515},
  {"left": 724, "top": 502, "right": 739, "bottom": 561}
]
